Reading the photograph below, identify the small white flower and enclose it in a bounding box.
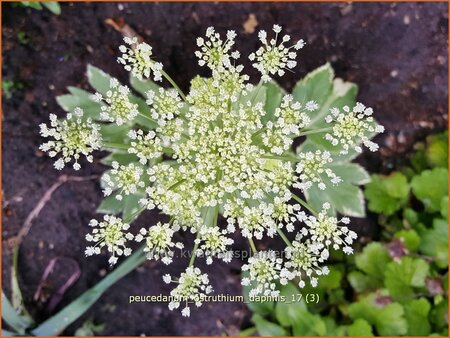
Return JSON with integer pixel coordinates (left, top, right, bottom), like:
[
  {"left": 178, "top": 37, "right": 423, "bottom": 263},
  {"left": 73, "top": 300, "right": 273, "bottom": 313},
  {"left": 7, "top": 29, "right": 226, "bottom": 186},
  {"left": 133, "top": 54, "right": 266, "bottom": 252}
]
[
  {"left": 324, "top": 103, "right": 385, "bottom": 154},
  {"left": 117, "top": 37, "right": 163, "bottom": 81},
  {"left": 294, "top": 150, "right": 341, "bottom": 191},
  {"left": 128, "top": 129, "right": 163, "bottom": 164},
  {"left": 241, "top": 250, "right": 283, "bottom": 297},
  {"left": 304, "top": 203, "right": 357, "bottom": 252},
  {"left": 249, "top": 25, "right": 305, "bottom": 82},
  {"left": 283, "top": 235, "right": 328, "bottom": 288},
  {"left": 195, "top": 27, "right": 237, "bottom": 71},
  {"left": 39, "top": 108, "right": 102, "bottom": 170},
  {"left": 97, "top": 79, "right": 139, "bottom": 125},
  {"left": 102, "top": 161, "right": 145, "bottom": 200},
  {"left": 196, "top": 226, "right": 234, "bottom": 264},
  {"left": 138, "top": 222, "right": 183, "bottom": 264},
  {"left": 167, "top": 267, "right": 212, "bottom": 317},
  {"left": 274, "top": 94, "right": 311, "bottom": 135},
  {"left": 85, "top": 215, "right": 133, "bottom": 265}
]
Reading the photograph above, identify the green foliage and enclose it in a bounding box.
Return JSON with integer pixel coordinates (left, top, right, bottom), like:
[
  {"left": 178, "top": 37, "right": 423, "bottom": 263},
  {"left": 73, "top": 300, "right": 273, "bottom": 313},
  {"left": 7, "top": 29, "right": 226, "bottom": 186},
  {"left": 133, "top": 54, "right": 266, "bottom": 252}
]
[
  {"left": 19, "top": 2, "right": 61, "bottom": 15},
  {"left": 294, "top": 63, "right": 372, "bottom": 217},
  {"left": 2, "top": 80, "right": 24, "bottom": 99},
  {"left": 241, "top": 130, "right": 448, "bottom": 336},
  {"left": 411, "top": 168, "right": 448, "bottom": 212},
  {"left": 384, "top": 257, "right": 429, "bottom": 301},
  {"left": 365, "top": 172, "right": 409, "bottom": 215}
]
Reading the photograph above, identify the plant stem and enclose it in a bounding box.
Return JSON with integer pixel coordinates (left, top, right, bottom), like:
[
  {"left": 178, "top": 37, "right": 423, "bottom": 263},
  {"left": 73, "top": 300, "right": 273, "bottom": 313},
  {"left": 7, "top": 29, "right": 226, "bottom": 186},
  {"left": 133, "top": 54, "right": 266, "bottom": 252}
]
[
  {"left": 248, "top": 238, "right": 257, "bottom": 254},
  {"left": 276, "top": 227, "right": 292, "bottom": 247},
  {"left": 188, "top": 236, "right": 200, "bottom": 267},
  {"left": 261, "top": 154, "right": 299, "bottom": 162},
  {"left": 103, "top": 142, "right": 129, "bottom": 150},
  {"left": 161, "top": 69, "right": 186, "bottom": 101},
  {"left": 251, "top": 80, "right": 263, "bottom": 104},
  {"left": 138, "top": 112, "right": 157, "bottom": 124},
  {"left": 291, "top": 193, "right": 318, "bottom": 216},
  {"left": 298, "top": 127, "right": 332, "bottom": 137}
]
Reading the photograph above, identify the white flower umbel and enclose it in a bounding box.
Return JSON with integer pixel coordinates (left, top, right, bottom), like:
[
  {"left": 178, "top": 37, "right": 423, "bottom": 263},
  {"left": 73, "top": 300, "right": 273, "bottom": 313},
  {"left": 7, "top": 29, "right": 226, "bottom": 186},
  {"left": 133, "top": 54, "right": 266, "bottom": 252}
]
[
  {"left": 294, "top": 150, "right": 341, "bottom": 191},
  {"left": 274, "top": 94, "right": 312, "bottom": 135},
  {"left": 195, "top": 27, "right": 238, "bottom": 71},
  {"left": 195, "top": 227, "right": 234, "bottom": 264},
  {"left": 135, "top": 222, "right": 184, "bottom": 264},
  {"left": 102, "top": 161, "right": 145, "bottom": 200},
  {"left": 118, "top": 37, "right": 163, "bottom": 81},
  {"left": 85, "top": 215, "right": 134, "bottom": 265},
  {"left": 304, "top": 202, "right": 357, "bottom": 254},
  {"left": 241, "top": 250, "right": 284, "bottom": 297},
  {"left": 41, "top": 25, "right": 386, "bottom": 316},
  {"left": 147, "top": 88, "right": 184, "bottom": 124},
  {"left": 128, "top": 129, "right": 163, "bottom": 165},
  {"left": 39, "top": 107, "right": 102, "bottom": 170},
  {"left": 165, "top": 266, "right": 213, "bottom": 317},
  {"left": 249, "top": 24, "right": 305, "bottom": 82},
  {"left": 324, "top": 102, "right": 385, "bottom": 154},
  {"left": 93, "top": 78, "right": 139, "bottom": 126},
  {"left": 284, "top": 235, "right": 329, "bottom": 288}
]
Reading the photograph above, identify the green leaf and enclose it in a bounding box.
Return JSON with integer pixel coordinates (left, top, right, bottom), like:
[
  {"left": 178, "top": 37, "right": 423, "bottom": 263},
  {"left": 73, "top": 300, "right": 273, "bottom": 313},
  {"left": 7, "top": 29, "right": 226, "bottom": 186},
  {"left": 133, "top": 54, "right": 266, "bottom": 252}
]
[
  {"left": 420, "top": 218, "right": 448, "bottom": 268},
  {"left": 262, "top": 81, "right": 285, "bottom": 124},
  {"left": 96, "top": 193, "right": 123, "bottom": 215},
  {"left": 74, "top": 320, "right": 106, "bottom": 336},
  {"left": 348, "top": 293, "right": 407, "bottom": 336},
  {"left": 441, "top": 196, "right": 448, "bottom": 220},
  {"left": 355, "top": 243, "right": 391, "bottom": 284},
  {"left": 252, "top": 314, "right": 287, "bottom": 336},
  {"left": 411, "top": 168, "right": 448, "bottom": 212},
  {"left": 100, "top": 123, "right": 130, "bottom": 144},
  {"left": 292, "top": 62, "right": 334, "bottom": 108},
  {"left": 394, "top": 229, "right": 421, "bottom": 252},
  {"left": 329, "top": 163, "right": 371, "bottom": 185},
  {"left": 274, "top": 283, "right": 307, "bottom": 327},
  {"left": 87, "top": 64, "right": 115, "bottom": 95},
  {"left": 347, "top": 319, "right": 373, "bottom": 336},
  {"left": 347, "top": 271, "right": 379, "bottom": 293},
  {"left": 403, "top": 298, "right": 431, "bottom": 336},
  {"left": 11, "top": 247, "right": 33, "bottom": 323},
  {"left": 41, "top": 2, "right": 61, "bottom": 15},
  {"left": 100, "top": 152, "right": 137, "bottom": 166},
  {"left": 122, "top": 193, "right": 145, "bottom": 222},
  {"left": 56, "top": 87, "right": 102, "bottom": 119},
  {"left": 31, "top": 247, "right": 146, "bottom": 336},
  {"left": 21, "top": 2, "right": 43, "bottom": 10},
  {"left": 305, "top": 182, "right": 366, "bottom": 217},
  {"left": 291, "top": 311, "right": 327, "bottom": 336},
  {"left": 426, "top": 131, "right": 448, "bottom": 168},
  {"left": 1, "top": 291, "right": 32, "bottom": 334},
  {"left": 384, "top": 257, "right": 429, "bottom": 301},
  {"left": 129, "top": 75, "right": 160, "bottom": 98},
  {"left": 365, "top": 173, "right": 410, "bottom": 216}
]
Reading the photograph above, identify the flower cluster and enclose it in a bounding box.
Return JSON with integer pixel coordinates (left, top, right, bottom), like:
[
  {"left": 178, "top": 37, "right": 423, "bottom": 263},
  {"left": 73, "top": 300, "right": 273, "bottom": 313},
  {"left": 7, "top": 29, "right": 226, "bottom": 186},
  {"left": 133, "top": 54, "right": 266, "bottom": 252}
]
[
  {"left": 102, "top": 161, "right": 145, "bottom": 200},
  {"left": 164, "top": 267, "right": 213, "bottom": 317},
  {"left": 93, "top": 78, "right": 139, "bottom": 125},
  {"left": 135, "top": 222, "right": 184, "bottom": 264},
  {"left": 118, "top": 37, "right": 163, "bottom": 81},
  {"left": 39, "top": 108, "right": 102, "bottom": 170},
  {"left": 249, "top": 25, "right": 305, "bottom": 82},
  {"left": 325, "top": 103, "right": 385, "bottom": 154},
  {"left": 40, "top": 25, "right": 385, "bottom": 317},
  {"left": 85, "top": 215, "right": 134, "bottom": 265}
]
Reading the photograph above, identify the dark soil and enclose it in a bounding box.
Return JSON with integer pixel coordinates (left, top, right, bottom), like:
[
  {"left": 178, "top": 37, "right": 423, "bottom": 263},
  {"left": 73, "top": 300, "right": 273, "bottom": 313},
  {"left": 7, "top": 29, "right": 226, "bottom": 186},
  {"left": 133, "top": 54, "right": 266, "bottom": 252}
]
[{"left": 2, "top": 2, "right": 448, "bottom": 336}]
